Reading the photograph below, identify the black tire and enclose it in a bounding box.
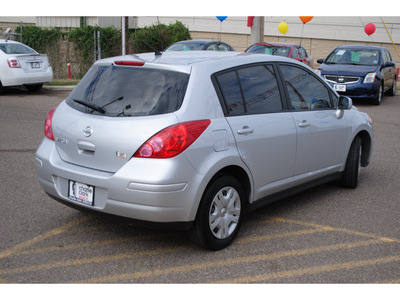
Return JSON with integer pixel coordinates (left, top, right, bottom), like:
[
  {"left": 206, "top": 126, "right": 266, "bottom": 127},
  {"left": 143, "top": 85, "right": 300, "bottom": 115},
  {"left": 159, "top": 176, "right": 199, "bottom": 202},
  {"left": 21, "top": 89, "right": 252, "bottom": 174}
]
[
  {"left": 341, "top": 136, "right": 362, "bottom": 189},
  {"left": 25, "top": 83, "right": 43, "bottom": 92},
  {"left": 0, "top": 81, "right": 4, "bottom": 95},
  {"left": 189, "top": 175, "right": 244, "bottom": 251},
  {"left": 371, "top": 83, "right": 383, "bottom": 105}
]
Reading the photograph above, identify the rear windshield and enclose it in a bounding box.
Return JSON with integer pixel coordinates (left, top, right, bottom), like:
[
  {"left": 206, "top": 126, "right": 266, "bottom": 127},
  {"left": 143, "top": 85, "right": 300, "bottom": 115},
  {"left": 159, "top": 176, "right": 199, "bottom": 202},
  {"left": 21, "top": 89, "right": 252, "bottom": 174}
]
[
  {"left": 0, "top": 43, "right": 37, "bottom": 54},
  {"left": 66, "top": 65, "right": 189, "bottom": 117}
]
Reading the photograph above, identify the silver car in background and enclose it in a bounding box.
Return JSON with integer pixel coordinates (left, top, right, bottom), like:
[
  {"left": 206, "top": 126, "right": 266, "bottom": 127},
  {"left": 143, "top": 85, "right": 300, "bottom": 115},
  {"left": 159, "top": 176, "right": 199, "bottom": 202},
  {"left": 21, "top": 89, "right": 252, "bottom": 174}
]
[{"left": 36, "top": 51, "right": 373, "bottom": 250}]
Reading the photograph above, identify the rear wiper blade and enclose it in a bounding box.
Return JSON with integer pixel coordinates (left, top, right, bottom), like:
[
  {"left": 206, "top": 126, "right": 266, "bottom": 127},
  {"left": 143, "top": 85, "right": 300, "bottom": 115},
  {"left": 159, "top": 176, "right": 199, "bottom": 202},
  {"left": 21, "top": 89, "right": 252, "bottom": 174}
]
[
  {"left": 101, "top": 96, "right": 124, "bottom": 109},
  {"left": 73, "top": 99, "right": 105, "bottom": 114}
]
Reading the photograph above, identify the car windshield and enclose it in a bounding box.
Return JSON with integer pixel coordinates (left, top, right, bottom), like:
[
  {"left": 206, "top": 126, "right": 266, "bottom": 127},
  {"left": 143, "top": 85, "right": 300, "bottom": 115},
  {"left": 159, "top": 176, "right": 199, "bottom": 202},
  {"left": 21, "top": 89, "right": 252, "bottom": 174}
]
[
  {"left": 325, "top": 49, "right": 380, "bottom": 66},
  {"left": 0, "top": 43, "right": 37, "bottom": 54},
  {"left": 66, "top": 65, "right": 189, "bottom": 117},
  {"left": 166, "top": 42, "right": 206, "bottom": 51},
  {"left": 247, "top": 45, "right": 290, "bottom": 57}
]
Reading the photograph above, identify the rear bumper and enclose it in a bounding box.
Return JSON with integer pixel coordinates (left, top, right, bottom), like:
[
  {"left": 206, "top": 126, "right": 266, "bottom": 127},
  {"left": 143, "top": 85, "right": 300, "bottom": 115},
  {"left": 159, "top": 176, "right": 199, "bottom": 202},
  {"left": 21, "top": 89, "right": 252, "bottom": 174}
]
[
  {"left": 1, "top": 67, "right": 53, "bottom": 87},
  {"left": 35, "top": 138, "right": 203, "bottom": 224}
]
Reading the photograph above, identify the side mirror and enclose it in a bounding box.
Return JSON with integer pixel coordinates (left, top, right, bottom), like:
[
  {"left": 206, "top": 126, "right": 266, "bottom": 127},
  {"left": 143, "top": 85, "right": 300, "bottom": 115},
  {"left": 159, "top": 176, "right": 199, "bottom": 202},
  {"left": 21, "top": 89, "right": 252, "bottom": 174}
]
[
  {"left": 384, "top": 61, "right": 395, "bottom": 68},
  {"left": 336, "top": 96, "right": 352, "bottom": 119},
  {"left": 338, "top": 96, "right": 352, "bottom": 109},
  {"left": 317, "top": 59, "right": 324, "bottom": 64}
]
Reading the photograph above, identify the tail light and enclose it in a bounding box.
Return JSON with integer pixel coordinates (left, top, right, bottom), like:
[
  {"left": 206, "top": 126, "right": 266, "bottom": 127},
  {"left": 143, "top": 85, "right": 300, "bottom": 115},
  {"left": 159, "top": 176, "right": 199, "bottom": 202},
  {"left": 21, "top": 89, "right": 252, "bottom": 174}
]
[
  {"left": 133, "top": 120, "right": 211, "bottom": 159},
  {"left": 7, "top": 57, "right": 21, "bottom": 68},
  {"left": 44, "top": 107, "right": 57, "bottom": 140},
  {"left": 114, "top": 61, "right": 145, "bottom": 67}
]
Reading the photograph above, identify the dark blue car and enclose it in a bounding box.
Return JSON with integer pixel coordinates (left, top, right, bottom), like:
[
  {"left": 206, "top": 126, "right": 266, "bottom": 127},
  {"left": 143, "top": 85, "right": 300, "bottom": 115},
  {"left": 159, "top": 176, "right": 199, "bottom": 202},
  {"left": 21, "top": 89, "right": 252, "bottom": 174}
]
[{"left": 317, "top": 45, "right": 397, "bottom": 105}]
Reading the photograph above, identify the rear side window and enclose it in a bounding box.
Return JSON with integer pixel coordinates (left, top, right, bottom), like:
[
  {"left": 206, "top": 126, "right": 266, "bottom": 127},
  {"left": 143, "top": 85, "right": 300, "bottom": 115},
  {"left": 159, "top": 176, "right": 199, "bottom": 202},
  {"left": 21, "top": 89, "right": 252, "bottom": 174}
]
[
  {"left": 0, "top": 43, "right": 37, "bottom": 54},
  {"left": 279, "top": 64, "right": 333, "bottom": 110},
  {"left": 66, "top": 65, "right": 189, "bottom": 117},
  {"left": 215, "top": 64, "right": 283, "bottom": 115}
]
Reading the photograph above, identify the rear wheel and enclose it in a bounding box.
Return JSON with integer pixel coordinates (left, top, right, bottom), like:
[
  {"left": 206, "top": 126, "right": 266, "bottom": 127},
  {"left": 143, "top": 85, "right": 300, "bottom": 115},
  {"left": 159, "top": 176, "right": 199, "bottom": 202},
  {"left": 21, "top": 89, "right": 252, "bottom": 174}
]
[
  {"left": 341, "top": 136, "right": 362, "bottom": 189},
  {"left": 189, "top": 175, "right": 244, "bottom": 251}
]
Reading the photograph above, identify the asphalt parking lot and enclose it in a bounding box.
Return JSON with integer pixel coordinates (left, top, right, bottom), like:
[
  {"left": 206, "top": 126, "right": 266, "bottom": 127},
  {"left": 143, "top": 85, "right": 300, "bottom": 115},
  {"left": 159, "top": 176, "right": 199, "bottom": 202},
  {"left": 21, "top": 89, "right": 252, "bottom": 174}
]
[{"left": 0, "top": 85, "right": 400, "bottom": 285}]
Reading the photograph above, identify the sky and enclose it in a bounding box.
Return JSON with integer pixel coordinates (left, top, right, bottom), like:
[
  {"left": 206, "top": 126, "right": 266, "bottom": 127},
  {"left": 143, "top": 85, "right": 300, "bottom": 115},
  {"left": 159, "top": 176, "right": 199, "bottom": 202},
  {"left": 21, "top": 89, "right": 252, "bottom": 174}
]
[{"left": 9, "top": 0, "right": 399, "bottom": 17}]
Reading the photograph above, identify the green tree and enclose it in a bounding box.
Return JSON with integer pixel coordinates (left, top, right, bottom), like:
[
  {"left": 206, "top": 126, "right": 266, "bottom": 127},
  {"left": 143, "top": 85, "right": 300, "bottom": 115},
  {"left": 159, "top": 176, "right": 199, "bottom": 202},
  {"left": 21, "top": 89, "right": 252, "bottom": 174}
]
[{"left": 131, "top": 21, "right": 191, "bottom": 53}]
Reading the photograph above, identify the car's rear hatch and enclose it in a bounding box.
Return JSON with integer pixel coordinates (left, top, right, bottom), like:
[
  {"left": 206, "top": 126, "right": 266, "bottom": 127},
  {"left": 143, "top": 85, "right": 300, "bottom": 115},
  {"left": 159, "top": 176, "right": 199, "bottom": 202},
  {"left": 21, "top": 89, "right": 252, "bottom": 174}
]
[{"left": 52, "top": 60, "right": 191, "bottom": 173}]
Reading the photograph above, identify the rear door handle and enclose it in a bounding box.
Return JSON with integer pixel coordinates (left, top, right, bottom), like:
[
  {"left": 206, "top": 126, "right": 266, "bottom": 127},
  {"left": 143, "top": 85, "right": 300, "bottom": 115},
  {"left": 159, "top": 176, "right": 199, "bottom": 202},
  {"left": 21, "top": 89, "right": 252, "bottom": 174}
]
[
  {"left": 298, "top": 120, "right": 311, "bottom": 128},
  {"left": 237, "top": 126, "right": 254, "bottom": 135}
]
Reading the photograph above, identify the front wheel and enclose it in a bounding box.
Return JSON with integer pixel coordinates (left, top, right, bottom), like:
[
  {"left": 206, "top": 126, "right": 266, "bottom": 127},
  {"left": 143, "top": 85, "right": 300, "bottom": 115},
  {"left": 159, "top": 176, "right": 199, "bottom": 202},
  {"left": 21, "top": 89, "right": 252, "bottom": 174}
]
[
  {"left": 341, "top": 136, "right": 362, "bottom": 189},
  {"left": 386, "top": 79, "right": 396, "bottom": 96},
  {"left": 371, "top": 83, "right": 383, "bottom": 105},
  {"left": 189, "top": 175, "right": 244, "bottom": 251}
]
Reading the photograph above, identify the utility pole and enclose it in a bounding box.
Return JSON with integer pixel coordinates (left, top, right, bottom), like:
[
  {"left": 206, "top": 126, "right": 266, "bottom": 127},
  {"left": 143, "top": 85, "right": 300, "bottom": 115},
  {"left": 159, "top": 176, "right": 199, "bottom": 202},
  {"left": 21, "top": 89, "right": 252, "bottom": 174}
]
[
  {"left": 124, "top": 17, "right": 129, "bottom": 55},
  {"left": 250, "top": 16, "right": 264, "bottom": 44},
  {"left": 121, "top": 17, "right": 130, "bottom": 55},
  {"left": 122, "top": 17, "right": 126, "bottom": 55}
]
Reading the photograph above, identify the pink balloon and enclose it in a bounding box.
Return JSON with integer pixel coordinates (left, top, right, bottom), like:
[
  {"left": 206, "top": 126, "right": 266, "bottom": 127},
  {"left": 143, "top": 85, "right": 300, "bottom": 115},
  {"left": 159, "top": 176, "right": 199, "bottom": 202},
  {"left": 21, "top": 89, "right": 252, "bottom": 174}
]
[{"left": 364, "top": 23, "right": 376, "bottom": 36}]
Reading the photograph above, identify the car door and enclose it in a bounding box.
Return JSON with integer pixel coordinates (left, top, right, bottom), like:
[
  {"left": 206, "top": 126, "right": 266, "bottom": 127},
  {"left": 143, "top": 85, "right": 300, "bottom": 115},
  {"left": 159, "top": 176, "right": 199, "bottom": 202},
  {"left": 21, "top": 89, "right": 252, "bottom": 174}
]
[
  {"left": 214, "top": 64, "right": 297, "bottom": 199},
  {"left": 382, "top": 49, "right": 395, "bottom": 91},
  {"left": 278, "top": 63, "right": 351, "bottom": 176}
]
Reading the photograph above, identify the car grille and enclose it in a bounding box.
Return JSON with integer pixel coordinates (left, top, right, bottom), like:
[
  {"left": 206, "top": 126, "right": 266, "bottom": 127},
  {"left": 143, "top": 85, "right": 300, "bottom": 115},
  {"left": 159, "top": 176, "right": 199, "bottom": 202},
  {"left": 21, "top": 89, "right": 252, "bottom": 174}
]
[{"left": 324, "top": 75, "right": 360, "bottom": 84}]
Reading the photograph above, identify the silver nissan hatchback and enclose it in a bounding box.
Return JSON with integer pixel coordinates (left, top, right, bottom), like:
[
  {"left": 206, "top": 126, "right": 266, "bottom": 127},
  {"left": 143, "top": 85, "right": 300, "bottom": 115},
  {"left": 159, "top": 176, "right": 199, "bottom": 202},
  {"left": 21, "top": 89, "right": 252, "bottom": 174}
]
[{"left": 36, "top": 51, "right": 373, "bottom": 250}]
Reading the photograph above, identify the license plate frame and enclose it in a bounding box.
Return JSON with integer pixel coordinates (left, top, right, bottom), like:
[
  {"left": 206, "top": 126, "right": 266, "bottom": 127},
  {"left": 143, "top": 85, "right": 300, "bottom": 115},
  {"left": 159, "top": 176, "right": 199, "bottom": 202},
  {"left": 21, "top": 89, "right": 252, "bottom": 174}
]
[
  {"left": 334, "top": 84, "right": 346, "bottom": 92},
  {"left": 68, "top": 180, "right": 95, "bottom": 206},
  {"left": 31, "top": 62, "right": 40, "bottom": 69}
]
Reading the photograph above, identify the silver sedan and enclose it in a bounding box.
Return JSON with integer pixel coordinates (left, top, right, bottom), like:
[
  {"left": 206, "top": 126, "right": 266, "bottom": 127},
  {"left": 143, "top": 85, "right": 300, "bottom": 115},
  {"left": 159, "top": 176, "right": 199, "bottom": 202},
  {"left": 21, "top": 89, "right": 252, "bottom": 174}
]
[{"left": 36, "top": 51, "right": 373, "bottom": 250}]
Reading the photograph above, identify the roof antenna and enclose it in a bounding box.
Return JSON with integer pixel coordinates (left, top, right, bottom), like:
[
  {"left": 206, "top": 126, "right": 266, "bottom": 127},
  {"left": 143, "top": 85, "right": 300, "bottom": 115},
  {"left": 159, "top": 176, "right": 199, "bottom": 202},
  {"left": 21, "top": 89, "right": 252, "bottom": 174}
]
[{"left": 143, "top": 40, "right": 162, "bottom": 57}]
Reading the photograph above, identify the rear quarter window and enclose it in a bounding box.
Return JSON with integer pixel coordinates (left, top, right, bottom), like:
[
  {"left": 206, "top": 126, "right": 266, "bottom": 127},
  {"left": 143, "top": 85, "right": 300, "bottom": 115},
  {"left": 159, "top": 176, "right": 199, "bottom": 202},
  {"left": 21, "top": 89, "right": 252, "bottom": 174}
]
[{"left": 66, "top": 65, "right": 189, "bottom": 117}]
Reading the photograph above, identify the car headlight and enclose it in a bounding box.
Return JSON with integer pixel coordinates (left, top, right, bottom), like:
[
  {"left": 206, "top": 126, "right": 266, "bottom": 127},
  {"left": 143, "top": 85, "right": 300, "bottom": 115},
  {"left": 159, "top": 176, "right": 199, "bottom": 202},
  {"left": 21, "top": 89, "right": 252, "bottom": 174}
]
[
  {"left": 367, "top": 117, "right": 373, "bottom": 129},
  {"left": 363, "top": 72, "right": 377, "bottom": 83}
]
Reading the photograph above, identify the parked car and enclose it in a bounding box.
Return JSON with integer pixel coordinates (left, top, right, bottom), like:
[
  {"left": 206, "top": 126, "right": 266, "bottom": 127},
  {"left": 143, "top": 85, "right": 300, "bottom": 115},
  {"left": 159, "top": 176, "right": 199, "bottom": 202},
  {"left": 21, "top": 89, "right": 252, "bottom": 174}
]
[
  {"left": 165, "top": 40, "right": 235, "bottom": 51},
  {"left": 36, "top": 51, "right": 373, "bottom": 250},
  {"left": 245, "top": 42, "right": 314, "bottom": 68},
  {"left": 0, "top": 39, "right": 53, "bottom": 94},
  {"left": 317, "top": 45, "right": 397, "bottom": 105}
]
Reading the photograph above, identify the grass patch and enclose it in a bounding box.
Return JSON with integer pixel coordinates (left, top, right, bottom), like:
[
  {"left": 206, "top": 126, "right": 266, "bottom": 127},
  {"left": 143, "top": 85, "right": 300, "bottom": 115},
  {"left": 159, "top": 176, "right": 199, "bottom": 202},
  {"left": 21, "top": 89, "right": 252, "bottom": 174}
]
[{"left": 45, "top": 79, "right": 80, "bottom": 86}]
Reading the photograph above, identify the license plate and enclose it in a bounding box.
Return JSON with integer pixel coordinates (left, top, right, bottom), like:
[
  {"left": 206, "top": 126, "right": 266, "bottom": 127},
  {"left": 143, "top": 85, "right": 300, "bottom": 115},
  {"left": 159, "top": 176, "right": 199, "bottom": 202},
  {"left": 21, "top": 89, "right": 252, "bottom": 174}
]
[
  {"left": 31, "top": 62, "right": 40, "bottom": 69},
  {"left": 334, "top": 84, "right": 346, "bottom": 92},
  {"left": 68, "top": 181, "right": 94, "bottom": 206}
]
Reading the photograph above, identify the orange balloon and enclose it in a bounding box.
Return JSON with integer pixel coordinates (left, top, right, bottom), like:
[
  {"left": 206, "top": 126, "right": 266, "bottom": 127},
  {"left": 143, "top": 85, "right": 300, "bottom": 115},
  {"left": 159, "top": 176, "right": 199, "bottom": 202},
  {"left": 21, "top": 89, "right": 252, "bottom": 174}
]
[{"left": 300, "top": 16, "right": 313, "bottom": 24}]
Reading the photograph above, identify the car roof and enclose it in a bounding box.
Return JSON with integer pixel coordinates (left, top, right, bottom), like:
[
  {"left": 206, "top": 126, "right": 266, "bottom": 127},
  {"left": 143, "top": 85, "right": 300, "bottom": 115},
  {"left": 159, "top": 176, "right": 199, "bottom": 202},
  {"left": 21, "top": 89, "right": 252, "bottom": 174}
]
[
  {"left": 0, "top": 39, "right": 21, "bottom": 44},
  {"left": 174, "top": 40, "right": 224, "bottom": 44},
  {"left": 96, "top": 51, "right": 304, "bottom": 73},
  {"left": 252, "top": 42, "right": 298, "bottom": 48},
  {"left": 336, "top": 45, "right": 386, "bottom": 51}
]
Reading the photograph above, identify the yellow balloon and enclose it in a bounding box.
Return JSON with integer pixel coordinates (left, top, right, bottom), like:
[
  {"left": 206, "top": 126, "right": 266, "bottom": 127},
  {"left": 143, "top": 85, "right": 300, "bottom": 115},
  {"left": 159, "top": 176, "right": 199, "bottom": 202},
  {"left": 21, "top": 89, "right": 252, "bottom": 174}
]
[{"left": 278, "top": 22, "right": 289, "bottom": 34}]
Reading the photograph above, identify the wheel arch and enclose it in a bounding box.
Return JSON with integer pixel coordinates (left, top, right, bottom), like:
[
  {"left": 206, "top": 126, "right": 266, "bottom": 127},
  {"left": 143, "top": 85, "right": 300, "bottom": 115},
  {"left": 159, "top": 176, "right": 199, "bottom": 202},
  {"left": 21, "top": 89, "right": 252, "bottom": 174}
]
[
  {"left": 194, "top": 165, "right": 252, "bottom": 218},
  {"left": 356, "top": 130, "right": 373, "bottom": 167},
  {"left": 212, "top": 165, "right": 252, "bottom": 206}
]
